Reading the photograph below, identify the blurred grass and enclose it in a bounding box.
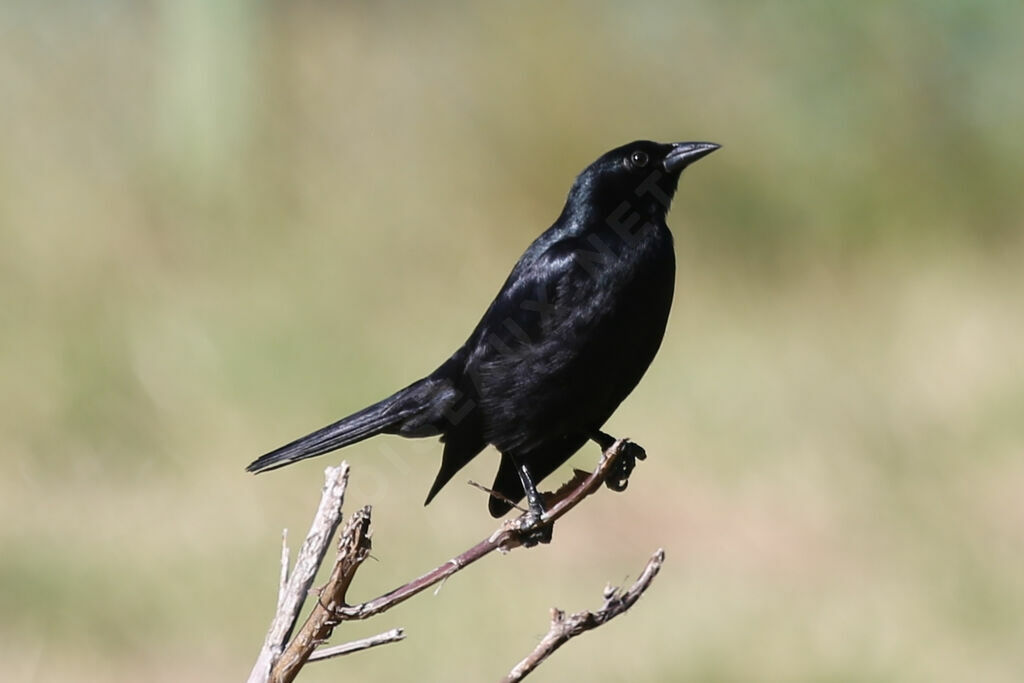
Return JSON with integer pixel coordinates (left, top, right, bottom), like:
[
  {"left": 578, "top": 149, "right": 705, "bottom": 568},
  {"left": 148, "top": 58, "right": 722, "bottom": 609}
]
[{"left": 2, "top": 2, "right": 1023, "bottom": 681}]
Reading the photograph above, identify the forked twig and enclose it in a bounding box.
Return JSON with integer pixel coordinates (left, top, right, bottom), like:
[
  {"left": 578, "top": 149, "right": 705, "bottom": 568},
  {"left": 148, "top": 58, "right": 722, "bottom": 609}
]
[
  {"left": 248, "top": 464, "right": 350, "bottom": 683},
  {"left": 501, "top": 549, "right": 666, "bottom": 682},
  {"left": 270, "top": 507, "right": 374, "bottom": 681}
]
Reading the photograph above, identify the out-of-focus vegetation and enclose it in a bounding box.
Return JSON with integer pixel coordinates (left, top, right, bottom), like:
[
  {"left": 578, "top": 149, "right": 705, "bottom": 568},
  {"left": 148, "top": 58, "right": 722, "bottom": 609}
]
[{"left": 2, "top": 2, "right": 1023, "bottom": 681}]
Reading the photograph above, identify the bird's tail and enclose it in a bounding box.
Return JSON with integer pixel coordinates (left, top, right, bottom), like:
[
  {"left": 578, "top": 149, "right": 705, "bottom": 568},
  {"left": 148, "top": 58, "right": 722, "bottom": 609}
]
[{"left": 246, "top": 378, "right": 442, "bottom": 474}]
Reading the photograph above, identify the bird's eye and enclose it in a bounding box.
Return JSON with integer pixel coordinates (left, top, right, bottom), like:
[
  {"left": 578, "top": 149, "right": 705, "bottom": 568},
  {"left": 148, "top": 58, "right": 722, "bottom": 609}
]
[{"left": 629, "top": 150, "right": 649, "bottom": 168}]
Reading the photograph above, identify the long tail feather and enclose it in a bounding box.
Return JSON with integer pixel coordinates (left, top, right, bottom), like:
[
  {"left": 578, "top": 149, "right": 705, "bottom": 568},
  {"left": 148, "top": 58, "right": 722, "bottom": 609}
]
[{"left": 247, "top": 384, "right": 428, "bottom": 474}]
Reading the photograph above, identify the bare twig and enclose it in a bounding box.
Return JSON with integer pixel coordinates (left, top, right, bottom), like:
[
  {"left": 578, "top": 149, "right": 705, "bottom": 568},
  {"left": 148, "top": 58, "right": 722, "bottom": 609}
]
[
  {"left": 270, "top": 506, "right": 374, "bottom": 682},
  {"left": 307, "top": 628, "right": 406, "bottom": 662},
  {"left": 501, "top": 548, "right": 666, "bottom": 682},
  {"left": 276, "top": 530, "right": 290, "bottom": 612},
  {"left": 337, "top": 439, "right": 634, "bottom": 621},
  {"left": 248, "top": 463, "right": 350, "bottom": 683},
  {"left": 466, "top": 480, "right": 526, "bottom": 512}
]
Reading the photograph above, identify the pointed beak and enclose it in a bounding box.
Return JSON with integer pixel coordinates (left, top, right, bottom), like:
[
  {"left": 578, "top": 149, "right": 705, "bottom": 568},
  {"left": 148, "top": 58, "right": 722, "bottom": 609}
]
[{"left": 663, "top": 142, "right": 721, "bottom": 173}]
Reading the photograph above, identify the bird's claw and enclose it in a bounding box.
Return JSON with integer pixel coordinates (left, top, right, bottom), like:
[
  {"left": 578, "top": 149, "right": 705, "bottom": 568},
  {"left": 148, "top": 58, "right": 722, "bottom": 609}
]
[
  {"left": 605, "top": 441, "right": 647, "bottom": 492},
  {"left": 515, "top": 510, "right": 553, "bottom": 547}
]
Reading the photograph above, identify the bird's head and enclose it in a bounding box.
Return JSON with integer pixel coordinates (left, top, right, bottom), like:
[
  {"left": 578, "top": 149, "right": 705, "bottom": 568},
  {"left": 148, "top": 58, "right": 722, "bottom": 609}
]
[{"left": 565, "top": 140, "right": 720, "bottom": 223}]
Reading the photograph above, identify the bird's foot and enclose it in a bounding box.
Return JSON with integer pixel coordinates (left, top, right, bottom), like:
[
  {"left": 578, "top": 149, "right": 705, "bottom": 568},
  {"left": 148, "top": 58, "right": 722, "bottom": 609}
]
[
  {"left": 514, "top": 509, "right": 553, "bottom": 547},
  {"left": 510, "top": 460, "right": 553, "bottom": 546},
  {"left": 605, "top": 439, "right": 647, "bottom": 492}
]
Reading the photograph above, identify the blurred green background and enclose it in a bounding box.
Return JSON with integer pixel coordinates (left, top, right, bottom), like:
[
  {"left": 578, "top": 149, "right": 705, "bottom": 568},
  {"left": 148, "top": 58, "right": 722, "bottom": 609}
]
[{"left": 3, "top": 2, "right": 1023, "bottom": 681}]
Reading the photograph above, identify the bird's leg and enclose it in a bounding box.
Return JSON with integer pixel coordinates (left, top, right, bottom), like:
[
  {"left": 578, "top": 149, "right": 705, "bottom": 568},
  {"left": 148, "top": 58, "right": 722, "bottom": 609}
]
[
  {"left": 513, "top": 459, "right": 553, "bottom": 546},
  {"left": 590, "top": 430, "right": 647, "bottom": 492},
  {"left": 516, "top": 462, "right": 546, "bottom": 518}
]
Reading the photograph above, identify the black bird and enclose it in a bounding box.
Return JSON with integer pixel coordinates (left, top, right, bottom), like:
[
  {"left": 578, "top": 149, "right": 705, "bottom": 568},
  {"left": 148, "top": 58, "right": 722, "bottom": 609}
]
[{"left": 248, "top": 140, "right": 719, "bottom": 521}]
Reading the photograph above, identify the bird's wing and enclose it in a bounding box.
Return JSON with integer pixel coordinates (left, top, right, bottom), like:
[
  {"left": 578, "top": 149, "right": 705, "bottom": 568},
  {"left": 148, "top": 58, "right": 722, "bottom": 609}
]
[
  {"left": 461, "top": 238, "right": 618, "bottom": 450},
  {"left": 464, "top": 239, "right": 601, "bottom": 358},
  {"left": 420, "top": 245, "right": 588, "bottom": 506}
]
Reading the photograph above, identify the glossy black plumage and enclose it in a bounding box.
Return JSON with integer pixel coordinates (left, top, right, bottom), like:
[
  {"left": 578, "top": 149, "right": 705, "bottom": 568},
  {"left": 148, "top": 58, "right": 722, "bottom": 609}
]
[{"left": 248, "top": 140, "right": 719, "bottom": 517}]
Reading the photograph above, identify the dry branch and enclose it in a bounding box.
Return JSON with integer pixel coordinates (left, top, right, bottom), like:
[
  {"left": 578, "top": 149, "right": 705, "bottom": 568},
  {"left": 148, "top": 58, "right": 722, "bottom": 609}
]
[
  {"left": 250, "top": 439, "right": 658, "bottom": 681},
  {"left": 337, "top": 439, "right": 634, "bottom": 621},
  {"left": 306, "top": 628, "right": 407, "bottom": 662},
  {"left": 270, "top": 506, "right": 374, "bottom": 681},
  {"left": 248, "top": 463, "right": 350, "bottom": 683},
  {"left": 500, "top": 548, "right": 665, "bottom": 681}
]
